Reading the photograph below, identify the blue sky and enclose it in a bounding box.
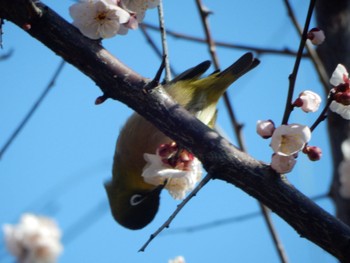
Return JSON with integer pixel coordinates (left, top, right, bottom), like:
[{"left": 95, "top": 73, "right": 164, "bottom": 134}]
[{"left": 0, "top": 0, "right": 336, "bottom": 262}]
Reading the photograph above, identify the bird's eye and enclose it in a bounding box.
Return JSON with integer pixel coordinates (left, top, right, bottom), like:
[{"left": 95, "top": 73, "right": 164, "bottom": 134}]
[{"left": 130, "top": 194, "right": 144, "bottom": 206}]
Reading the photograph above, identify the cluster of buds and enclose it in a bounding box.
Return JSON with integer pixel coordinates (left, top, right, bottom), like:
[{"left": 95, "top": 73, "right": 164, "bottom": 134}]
[{"left": 257, "top": 88, "right": 324, "bottom": 174}]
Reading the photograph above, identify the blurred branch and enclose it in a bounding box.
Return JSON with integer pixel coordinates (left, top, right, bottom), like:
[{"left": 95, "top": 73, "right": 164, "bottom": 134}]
[
  {"left": 315, "top": 0, "right": 350, "bottom": 227},
  {"left": 141, "top": 22, "right": 308, "bottom": 58},
  {"left": 283, "top": 0, "right": 329, "bottom": 94},
  {"left": 281, "top": 0, "right": 316, "bottom": 125},
  {"left": 1, "top": 0, "right": 350, "bottom": 261},
  {"left": 0, "top": 48, "right": 13, "bottom": 60},
  {"left": 195, "top": 1, "right": 288, "bottom": 262},
  {"left": 0, "top": 59, "right": 65, "bottom": 159}
]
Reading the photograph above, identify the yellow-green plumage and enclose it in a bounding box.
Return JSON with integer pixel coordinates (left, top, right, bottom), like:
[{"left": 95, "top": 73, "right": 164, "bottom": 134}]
[{"left": 105, "top": 52, "right": 259, "bottom": 230}]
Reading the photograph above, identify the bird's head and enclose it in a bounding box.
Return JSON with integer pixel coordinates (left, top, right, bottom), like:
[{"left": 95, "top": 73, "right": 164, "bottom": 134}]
[{"left": 105, "top": 181, "right": 163, "bottom": 230}]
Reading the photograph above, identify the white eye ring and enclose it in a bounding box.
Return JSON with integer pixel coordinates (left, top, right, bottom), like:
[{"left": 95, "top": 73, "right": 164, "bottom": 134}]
[{"left": 130, "top": 194, "right": 144, "bottom": 206}]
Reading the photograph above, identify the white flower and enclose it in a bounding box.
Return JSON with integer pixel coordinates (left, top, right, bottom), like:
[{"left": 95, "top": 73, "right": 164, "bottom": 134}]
[
  {"left": 3, "top": 214, "right": 63, "bottom": 263},
  {"left": 270, "top": 153, "right": 296, "bottom": 174},
  {"left": 120, "top": 0, "right": 159, "bottom": 22},
  {"left": 342, "top": 139, "right": 350, "bottom": 160},
  {"left": 297, "top": 90, "right": 321, "bottom": 113},
  {"left": 307, "top": 28, "right": 325, "bottom": 45},
  {"left": 329, "top": 101, "right": 350, "bottom": 120},
  {"left": 330, "top": 64, "right": 348, "bottom": 86},
  {"left": 69, "top": 0, "right": 130, "bottom": 39},
  {"left": 256, "top": 120, "right": 275, "bottom": 139},
  {"left": 270, "top": 124, "right": 311, "bottom": 156},
  {"left": 168, "top": 256, "right": 186, "bottom": 263},
  {"left": 142, "top": 153, "right": 202, "bottom": 200},
  {"left": 339, "top": 160, "right": 350, "bottom": 198}
]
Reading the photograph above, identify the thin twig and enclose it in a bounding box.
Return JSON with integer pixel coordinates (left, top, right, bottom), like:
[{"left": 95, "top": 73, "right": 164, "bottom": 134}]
[
  {"left": 139, "top": 24, "right": 176, "bottom": 77},
  {"left": 281, "top": 0, "right": 317, "bottom": 125},
  {"left": 310, "top": 95, "right": 333, "bottom": 132},
  {"left": 194, "top": 1, "right": 288, "bottom": 262},
  {"left": 157, "top": 0, "right": 171, "bottom": 82},
  {"left": 142, "top": 22, "right": 307, "bottom": 58},
  {"left": 139, "top": 174, "right": 212, "bottom": 252},
  {"left": 283, "top": 0, "right": 329, "bottom": 94},
  {"left": 0, "top": 59, "right": 65, "bottom": 159}
]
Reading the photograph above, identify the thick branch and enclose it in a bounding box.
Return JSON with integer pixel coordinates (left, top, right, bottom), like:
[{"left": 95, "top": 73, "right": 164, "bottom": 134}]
[{"left": 1, "top": 1, "right": 350, "bottom": 261}]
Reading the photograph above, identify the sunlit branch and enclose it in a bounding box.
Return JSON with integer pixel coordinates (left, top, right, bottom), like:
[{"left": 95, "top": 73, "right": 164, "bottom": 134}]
[{"left": 0, "top": 59, "right": 65, "bottom": 159}]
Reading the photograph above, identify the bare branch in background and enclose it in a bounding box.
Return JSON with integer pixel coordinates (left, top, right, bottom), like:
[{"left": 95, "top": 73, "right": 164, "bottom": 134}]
[
  {"left": 0, "top": 59, "right": 65, "bottom": 159},
  {"left": 141, "top": 22, "right": 308, "bottom": 58},
  {"left": 194, "top": 1, "right": 288, "bottom": 262}
]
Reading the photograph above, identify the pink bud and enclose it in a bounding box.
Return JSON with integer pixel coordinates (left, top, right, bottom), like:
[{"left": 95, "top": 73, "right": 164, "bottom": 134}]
[
  {"left": 307, "top": 28, "right": 325, "bottom": 45},
  {"left": 303, "top": 146, "right": 322, "bottom": 161},
  {"left": 256, "top": 120, "right": 275, "bottom": 139}
]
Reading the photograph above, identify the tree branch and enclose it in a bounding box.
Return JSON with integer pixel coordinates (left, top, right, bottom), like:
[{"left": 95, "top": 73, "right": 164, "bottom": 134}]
[{"left": 1, "top": 0, "right": 350, "bottom": 261}]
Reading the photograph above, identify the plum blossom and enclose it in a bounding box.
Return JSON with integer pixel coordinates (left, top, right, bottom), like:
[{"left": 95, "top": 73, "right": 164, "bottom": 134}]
[
  {"left": 3, "top": 214, "right": 63, "bottom": 263},
  {"left": 69, "top": 0, "right": 130, "bottom": 39},
  {"left": 142, "top": 143, "right": 202, "bottom": 200},
  {"left": 339, "top": 139, "right": 350, "bottom": 198},
  {"left": 329, "top": 64, "right": 350, "bottom": 119},
  {"left": 168, "top": 256, "right": 186, "bottom": 263},
  {"left": 270, "top": 153, "right": 296, "bottom": 174},
  {"left": 270, "top": 124, "right": 311, "bottom": 156},
  {"left": 118, "top": 0, "right": 160, "bottom": 33},
  {"left": 294, "top": 90, "right": 321, "bottom": 113},
  {"left": 307, "top": 28, "right": 325, "bottom": 45}
]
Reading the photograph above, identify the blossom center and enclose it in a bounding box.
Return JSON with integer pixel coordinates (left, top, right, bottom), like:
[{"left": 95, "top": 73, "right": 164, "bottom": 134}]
[
  {"left": 157, "top": 143, "right": 194, "bottom": 171},
  {"left": 95, "top": 11, "right": 109, "bottom": 22}
]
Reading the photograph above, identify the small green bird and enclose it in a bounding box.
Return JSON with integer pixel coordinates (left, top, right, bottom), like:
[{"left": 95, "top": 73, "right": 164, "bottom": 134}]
[{"left": 105, "top": 52, "right": 260, "bottom": 230}]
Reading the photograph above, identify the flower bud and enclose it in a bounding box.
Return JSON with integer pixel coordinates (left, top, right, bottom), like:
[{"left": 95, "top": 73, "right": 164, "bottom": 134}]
[
  {"left": 303, "top": 145, "right": 322, "bottom": 161},
  {"left": 294, "top": 90, "right": 321, "bottom": 113},
  {"left": 307, "top": 28, "right": 325, "bottom": 45},
  {"left": 256, "top": 120, "right": 275, "bottom": 139}
]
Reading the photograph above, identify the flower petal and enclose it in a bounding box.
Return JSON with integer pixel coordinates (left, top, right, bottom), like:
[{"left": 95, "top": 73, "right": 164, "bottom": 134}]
[{"left": 330, "top": 64, "right": 348, "bottom": 86}]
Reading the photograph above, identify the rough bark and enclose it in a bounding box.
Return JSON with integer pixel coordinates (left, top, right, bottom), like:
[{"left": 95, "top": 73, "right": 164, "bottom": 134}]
[{"left": 1, "top": 0, "right": 350, "bottom": 261}]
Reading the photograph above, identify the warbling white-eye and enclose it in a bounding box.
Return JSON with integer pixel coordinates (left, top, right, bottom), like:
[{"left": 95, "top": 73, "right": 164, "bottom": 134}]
[{"left": 105, "top": 52, "right": 260, "bottom": 230}]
